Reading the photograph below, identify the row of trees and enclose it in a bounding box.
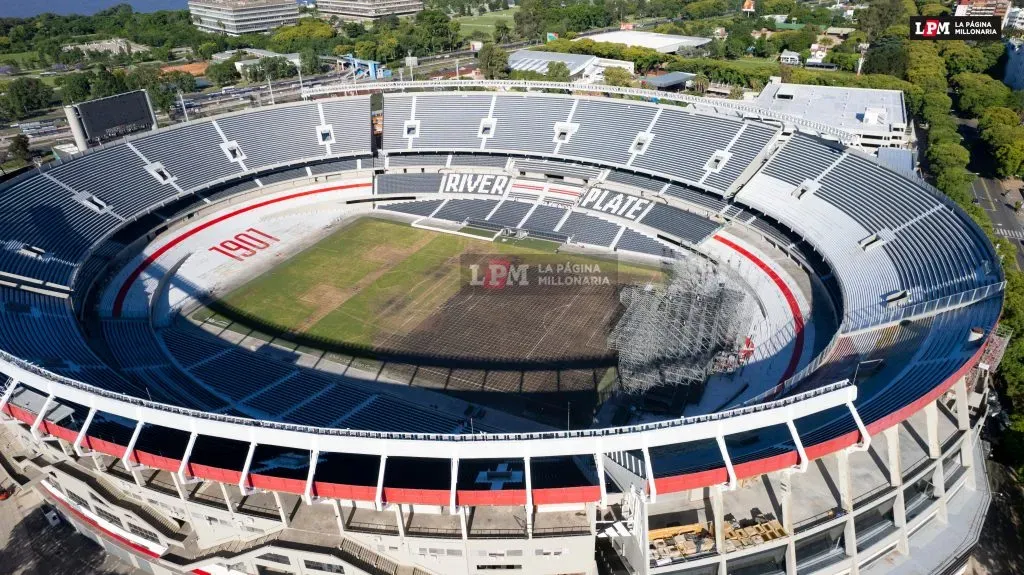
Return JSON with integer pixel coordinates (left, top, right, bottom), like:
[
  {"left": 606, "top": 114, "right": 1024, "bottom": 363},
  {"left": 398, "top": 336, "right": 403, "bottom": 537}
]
[
  {"left": 979, "top": 108, "right": 1024, "bottom": 179},
  {"left": 0, "top": 77, "right": 53, "bottom": 121}
]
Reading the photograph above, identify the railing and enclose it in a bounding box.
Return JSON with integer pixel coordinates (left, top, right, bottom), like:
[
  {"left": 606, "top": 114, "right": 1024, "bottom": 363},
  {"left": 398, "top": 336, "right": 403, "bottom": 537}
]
[
  {"left": 741, "top": 332, "right": 844, "bottom": 407},
  {"left": 0, "top": 348, "right": 852, "bottom": 443},
  {"left": 300, "top": 79, "right": 858, "bottom": 144},
  {"left": 841, "top": 282, "right": 1005, "bottom": 334},
  {"left": 793, "top": 507, "right": 845, "bottom": 533}
]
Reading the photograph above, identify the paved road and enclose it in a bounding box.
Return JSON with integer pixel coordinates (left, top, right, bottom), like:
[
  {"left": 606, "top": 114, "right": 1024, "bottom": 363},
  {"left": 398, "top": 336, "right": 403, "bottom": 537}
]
[
  {"left": 958, "top": 116, "right": 1024, "bottom": 270},
  {"left": 969, "top": 460, "right": 1024, "bottom": 575}
]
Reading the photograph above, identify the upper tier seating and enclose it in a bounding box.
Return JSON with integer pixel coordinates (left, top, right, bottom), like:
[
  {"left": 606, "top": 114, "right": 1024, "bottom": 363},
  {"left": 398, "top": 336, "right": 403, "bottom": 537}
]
[
  {"left": 639, "top": 204, "right": 721, "bottom": 245},
  {"left": 488, "top": 95, "right": 572, "bottom": 155},
  {"left": 133, "top": 121, "right": 241, "bottom": 191},
  {"left": 216, "top": 103, "right": 326, "bottom": 171},
  {"left": 377, "top": 174, "right": 443, "bottom": 195}
]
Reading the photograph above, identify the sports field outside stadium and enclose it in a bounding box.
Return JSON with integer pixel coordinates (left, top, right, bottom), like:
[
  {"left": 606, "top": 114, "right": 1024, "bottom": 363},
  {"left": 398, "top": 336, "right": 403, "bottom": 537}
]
[{"left": 189, "top": 217, "right": 664, "bottom": 377}]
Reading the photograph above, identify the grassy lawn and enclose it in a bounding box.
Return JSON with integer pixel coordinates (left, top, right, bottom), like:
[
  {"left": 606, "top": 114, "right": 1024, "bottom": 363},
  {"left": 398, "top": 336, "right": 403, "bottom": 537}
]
[
  {"left": 194, "top": 217, "right": 660, "bottom": 349},
  {"left": 455, "top": 7, "right": 518, "bottom": 39},
  {"left": 0, "top": 52, "right": 38, "bottom": 67}
]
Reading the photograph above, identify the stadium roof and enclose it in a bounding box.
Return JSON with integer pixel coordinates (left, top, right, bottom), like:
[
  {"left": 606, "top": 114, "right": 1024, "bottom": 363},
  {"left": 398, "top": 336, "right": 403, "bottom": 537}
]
[
  {"left": 580, "top": 30, "right": 712, "bottom": 53},
  {"left": 510, "top": 50, "right": 596, "bottom": 76},
  {"left": 753, "top": 81, "right": 908, "bottom": 137}
]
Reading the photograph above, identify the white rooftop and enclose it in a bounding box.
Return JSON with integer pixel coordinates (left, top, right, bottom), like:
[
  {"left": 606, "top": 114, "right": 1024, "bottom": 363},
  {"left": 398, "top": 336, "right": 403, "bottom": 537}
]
[
  {"left": 580, "top": 30, "right": 712, "bottom": 53},
  {"left": 753, "top": 81, "right": 908, "bottom": 136},
  {"left": 509, "top": 50, "right": 596, "bottom": 76}
]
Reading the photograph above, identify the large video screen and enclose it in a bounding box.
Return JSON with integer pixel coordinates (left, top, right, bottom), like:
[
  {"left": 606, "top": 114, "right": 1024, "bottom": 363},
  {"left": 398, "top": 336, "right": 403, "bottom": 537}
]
[{"left": 76, "top": 90, "right": 154, "bottom": 144}]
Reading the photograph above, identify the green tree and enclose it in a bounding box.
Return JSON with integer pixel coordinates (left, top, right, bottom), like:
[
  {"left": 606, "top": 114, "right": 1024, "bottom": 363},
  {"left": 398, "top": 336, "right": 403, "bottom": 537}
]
[
  {"left": 7, "top": 134, "right": 31, "bottom": 163},
  {"left": 603, "top": 66, "right": 633, "bottom": 87},
  {"left": 477, "top": 43, "right": 509, "bottom": 79},
  {"left": 300, "top": 48, "right": 320, "bottom": 75},
  {"left": 59, "top": 72, "right": 93, "bottom": 104},
  {"left": 692, "top": 72, "right": 709, "bottom": 94},
  {"left": 952, "top": 72, "right": 1013, "bottom": 117},
  {"left": 546, "top": 61, "right": 571, "bottom": 82},
  {"left": 494, "top": 21, "right": 512, "bottom": 43},
  {"left": 197, "top": 41, "right": 219, "bottom": 60},
  {"left": 90, "top": 67, "right": 127, "bottom": 99},
  {"left": 205, "top": 60, "right": 240, "bottom": 86},
  {"left": 0, "top": 77, "right": 54, "bottom": 120}
]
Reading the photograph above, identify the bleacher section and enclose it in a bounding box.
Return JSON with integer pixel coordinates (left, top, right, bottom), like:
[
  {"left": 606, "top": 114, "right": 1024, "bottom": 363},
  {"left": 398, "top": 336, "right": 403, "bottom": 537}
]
[
  {"left": 433, "top": 199, "right": 499, "bottom": 223},
  {"left": 559, "top": 212, "right": 621, "bottom": 247},
  {"left": 133, "top": 122, "right": 240, "bottom": 191},
  {"left": 521, "top": 204, "right": 568, "bottom": 233},
  {"left": 514, "top": 160, "right": 601, "bottom": 181},
  {"left": 487, "top": 95, "right": 571, "bottom": 155},
  {"left": 703, "top": 123, "right": 777, "bottom": 192},
  {"left": 449, "top": 155, "right": 509, "bottom": 168},
  {"left": 376, "top": 174, "right": 443, "bottom": 195},
  {"left": 216, "top": 104, "right": 325, "bottom": 170},
  {"left": 559, "top": 100, "right": 656, "bottom": 165},
  {"left": 762, "top": 134, "right": 844, "bottom": 186},
  {"left": 309, "top": 158, "right": 360, "bottom": 175},
  {"left": 258, "top": 167, "right": 310, "bottom": 186},
  {"left": 640, "top": 204, "right": 721, "bottom": 245},
  {"left": 486, "top": 200, "right": 534, "bottom": 228},
  {"left": 632, "top": 110, "right": 748, "bottom": 184},
  {"left": 615, "top": 229, "right": 674, "bottom": 258},
  {"left": 380, "top": 199, "right": 445, "bottom": 217},
  {"left": 738, "top": 133, "right": 997, "bottom": 315},
  {"left": 387, "top": 154, "right": 448, "bottom": 167},
  {"left": 48, "top": 144, "right": 176, "bottom": 217},
  {"left": 0, "top": 175, "right": 121, "bottom": 284}
]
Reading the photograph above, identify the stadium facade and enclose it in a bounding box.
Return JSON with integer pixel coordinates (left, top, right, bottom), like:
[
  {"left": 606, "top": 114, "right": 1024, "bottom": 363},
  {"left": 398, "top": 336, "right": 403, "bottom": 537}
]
[{"left": 0, "top": 80, "right": 1004, "bottom": 575}]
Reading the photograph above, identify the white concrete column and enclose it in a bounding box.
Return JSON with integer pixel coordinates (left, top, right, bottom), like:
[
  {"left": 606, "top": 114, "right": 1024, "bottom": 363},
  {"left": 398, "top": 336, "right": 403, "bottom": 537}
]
[
  {"left": 780, "top": 472, "right": 797, "bottom": 575},
  {"left": 884, "top": 426, "right": 902, "bottom": 487},
  {"left": 932, "top": 459, "right": 948, "bottom": 525},
  {"left": 925, "top": 401, "right": 941, "bottom": 459},
  {"left": 272, "top": 490, "right": 290, "bottom": 527},
  {"left": 711, "top": 485, "right": 725, "bottom": 555},
  {"left": 460, "top": 505, "right": 468, "bottom": 540},
  {"left": 394, "top": 504, "right": 406, "bottom": 539},
  {"left": 524, "top": 456, "right": 533, "bottom": 539},
  {"left": 332, "top": 499, "right": 346, "bottom": 534},
  {"left": 955, "top": 375, "right": 970, "bottom": 431},
  {"left": 837, "top": 450, "right": 857, "bottom": 572},
  {"left": 218, "top": 481, "right": 236, "bottom": 518}
]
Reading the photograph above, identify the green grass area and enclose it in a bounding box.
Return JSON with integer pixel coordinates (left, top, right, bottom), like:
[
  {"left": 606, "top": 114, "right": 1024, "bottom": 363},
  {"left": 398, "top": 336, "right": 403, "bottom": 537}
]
[
  {"left": 194, "top": 217, "right": 660, "bottom": 350},
  {"left": 454, "top": 7, "right": 518, "bottom": 38},
  {"left": 0, "top": 52, "right": 38, "bottom": 66}
]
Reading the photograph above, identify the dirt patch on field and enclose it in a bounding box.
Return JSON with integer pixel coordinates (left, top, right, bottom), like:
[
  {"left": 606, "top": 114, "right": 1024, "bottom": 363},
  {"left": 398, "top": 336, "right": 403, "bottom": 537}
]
[
  {"left": 293, "top": 233, "right": 437, "bottom": 331},
  {"left": 364, "top": 243, "right": 416, "bottom": 264}
]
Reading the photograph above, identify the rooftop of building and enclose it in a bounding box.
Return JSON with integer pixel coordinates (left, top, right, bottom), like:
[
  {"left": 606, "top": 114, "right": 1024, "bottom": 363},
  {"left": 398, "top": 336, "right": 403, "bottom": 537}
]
[
  {"left": 188, "top": 0, "right": 298, "bottom": 8},
  {"left": 510, "top": 50, "right": 596, "bottom": 76},
  {"left": 580, "top": 30, "right": 712, "bottom": 53},
  {"left": 752, "top": 79, "right": 908, "bottom": 133}
]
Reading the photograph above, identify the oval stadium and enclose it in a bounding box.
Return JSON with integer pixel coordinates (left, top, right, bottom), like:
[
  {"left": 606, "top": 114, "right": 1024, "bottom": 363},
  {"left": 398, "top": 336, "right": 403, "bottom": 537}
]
[{"left": 0, "top": 80, "right": 1006, "bottom": 575}]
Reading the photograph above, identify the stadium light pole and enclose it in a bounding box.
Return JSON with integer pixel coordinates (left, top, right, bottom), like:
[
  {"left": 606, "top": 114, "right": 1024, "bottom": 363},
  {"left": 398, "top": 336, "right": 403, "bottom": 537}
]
[
  {"left": 267, "top": 72, "right": 276, "bottom": 106},
  {"left": 178, "top": 90, "right": 189, "bottom": 122}
]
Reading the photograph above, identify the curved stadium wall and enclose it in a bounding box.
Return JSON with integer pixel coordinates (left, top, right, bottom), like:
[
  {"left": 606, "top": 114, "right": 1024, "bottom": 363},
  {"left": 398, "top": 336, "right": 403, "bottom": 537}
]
[{"left": 0, "top": 83, "right": 1002, "bottom": 575}]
